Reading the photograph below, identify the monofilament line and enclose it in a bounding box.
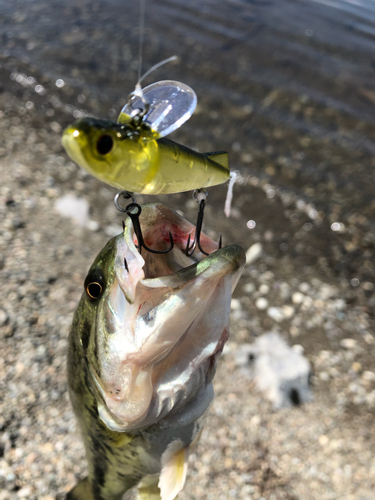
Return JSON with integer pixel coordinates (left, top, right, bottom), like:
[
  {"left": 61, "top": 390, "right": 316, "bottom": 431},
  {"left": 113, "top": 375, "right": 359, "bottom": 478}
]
[{"left": 138, "top": 0, "right": 146, "bottom": 83}]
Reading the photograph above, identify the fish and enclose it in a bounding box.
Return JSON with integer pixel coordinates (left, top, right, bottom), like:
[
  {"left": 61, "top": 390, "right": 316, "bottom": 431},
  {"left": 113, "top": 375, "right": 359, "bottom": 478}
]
[
  {"left": 66, "top": 203, "right": 245, "bottom": 500},
  {"left": 62, "top": 116, "right": 229, "bottom": 195}
]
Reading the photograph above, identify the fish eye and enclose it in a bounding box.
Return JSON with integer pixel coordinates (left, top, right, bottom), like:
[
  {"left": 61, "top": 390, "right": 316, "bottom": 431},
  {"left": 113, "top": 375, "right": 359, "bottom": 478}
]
[
  {"left": 96, "top": 134, "right": 114, "bottom": 155},
  {"left": 86, "top": 281, "right": 103, "bottom": 299},
  {"left": 84, "top": 271, "right": 105, "bottom": 300}
]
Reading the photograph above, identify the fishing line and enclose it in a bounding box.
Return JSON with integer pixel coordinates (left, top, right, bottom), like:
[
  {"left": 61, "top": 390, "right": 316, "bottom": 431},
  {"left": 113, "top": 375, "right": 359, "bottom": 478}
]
[{"left": 137, "top": 0, "right": 146, "bottom": 84}]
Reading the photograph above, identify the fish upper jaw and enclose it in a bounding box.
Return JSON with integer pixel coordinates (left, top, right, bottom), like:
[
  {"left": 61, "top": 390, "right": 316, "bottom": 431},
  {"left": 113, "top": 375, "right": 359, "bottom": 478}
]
[{"left": 89, "top": 203, "right": 245, "bottom": 432}]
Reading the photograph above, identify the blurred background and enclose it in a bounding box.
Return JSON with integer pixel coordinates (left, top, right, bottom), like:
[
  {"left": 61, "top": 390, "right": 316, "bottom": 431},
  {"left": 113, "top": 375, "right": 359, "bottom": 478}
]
[{"left": 1, "top": 0, "right": 375, "bottom": 499}]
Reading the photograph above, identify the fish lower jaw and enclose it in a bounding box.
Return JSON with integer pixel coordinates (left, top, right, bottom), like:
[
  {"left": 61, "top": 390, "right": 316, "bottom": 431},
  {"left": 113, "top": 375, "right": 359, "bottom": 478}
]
[{"left": 89, "top": 366, "right": 152, "bottom": 431}]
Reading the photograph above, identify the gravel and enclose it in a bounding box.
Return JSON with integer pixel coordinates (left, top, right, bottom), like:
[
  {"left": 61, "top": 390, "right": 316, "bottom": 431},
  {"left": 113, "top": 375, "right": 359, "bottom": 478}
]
[{"left": 1, "top": 56, "right": 375, "bottom": 500}]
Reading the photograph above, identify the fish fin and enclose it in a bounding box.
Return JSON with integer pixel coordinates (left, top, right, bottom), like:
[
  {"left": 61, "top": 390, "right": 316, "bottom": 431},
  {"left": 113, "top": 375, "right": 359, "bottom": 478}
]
[
  {"left": 204, "top": 151, "right": 229, "bottom": 170},
  {"left": 66, "top": 477, "right": 94, "bottom": 500},
  {"left": 158, "top": 440, "right": 189, "bottom": 500},
  {"left": 137, "top": 483, "right": 162, "bottom": 500}
]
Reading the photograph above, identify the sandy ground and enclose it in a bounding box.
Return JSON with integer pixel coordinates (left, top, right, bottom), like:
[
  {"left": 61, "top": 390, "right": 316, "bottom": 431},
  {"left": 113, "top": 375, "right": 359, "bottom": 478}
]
[{"left": 1, "top": 65, "right": 375, "bottom": 500}]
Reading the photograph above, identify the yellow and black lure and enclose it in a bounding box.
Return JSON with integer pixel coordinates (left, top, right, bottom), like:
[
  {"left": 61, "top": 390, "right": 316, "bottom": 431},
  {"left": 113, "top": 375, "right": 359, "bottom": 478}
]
[{"left": 62, "top": 80, "right": 229, "bottom": 195}]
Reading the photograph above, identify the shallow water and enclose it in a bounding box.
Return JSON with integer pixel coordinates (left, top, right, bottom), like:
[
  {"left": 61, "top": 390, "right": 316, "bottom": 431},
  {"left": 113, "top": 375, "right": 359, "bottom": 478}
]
[{"left": 1, "top": 0, "right": 375, "bottom": 292}]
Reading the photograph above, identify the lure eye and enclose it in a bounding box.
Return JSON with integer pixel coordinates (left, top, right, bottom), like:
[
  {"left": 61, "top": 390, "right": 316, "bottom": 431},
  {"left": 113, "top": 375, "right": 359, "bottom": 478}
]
[
  {"left": 96, "top": 134, "right": 114, "bottom": 155},
  {"left": 86, "top": 281, "right": 103, "bottom": 299}
]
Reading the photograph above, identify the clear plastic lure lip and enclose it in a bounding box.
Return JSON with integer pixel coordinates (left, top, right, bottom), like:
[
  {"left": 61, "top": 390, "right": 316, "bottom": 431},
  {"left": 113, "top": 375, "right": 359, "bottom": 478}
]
[{"left": 120, "top": 80, "right": 198, "bottom": 138}]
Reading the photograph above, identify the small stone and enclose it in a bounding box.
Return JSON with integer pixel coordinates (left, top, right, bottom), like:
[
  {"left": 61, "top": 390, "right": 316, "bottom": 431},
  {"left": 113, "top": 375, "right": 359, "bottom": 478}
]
[
  {"left": 278, "top": 281, "right": 290, "bottom": 300},
  {"left": 242, "top": 282, "right": 255, "bottom": 294},
  {"left": 319, "top": 435, "right": 329, "bottom": 446},
  {"left": 245, "top": 242, "right": 262, "bottom": 264},
  {"left": 87, "top": 219, "right": 100, "bottom": 231},
  {"left": 340, "top": 338, "right": 357, "bottom": 350},
  {"left": 334, "top": 299, "right": 346, "bottom": 311},
  {"left": 319, "top": 284, "right": 338, "bottom": 300},
  {"left": 290, "top": 325, "right": 300, "bottom": 337},
  {"left": 352, "top": 362, "right": 362, "bottom": 372},
  {"left": 362, "top": 371, "right": 375, "bottom": 382},
  {"left": 231, "top": 298, "right": 241, "bottom": 310},
  {"left": 104, "top": 224, "right": 122, "bottom": 237},
  {"left": 54, "top": 193, "right": 90, "bottom": 227},
  {"left": 292, "top": 292, "right": 305, "bottom": 304},
  {"left": 0, "top": 309, "right": 8, "bottom": 326},
  {"left": 364, "top": 333, "right": 374, "bottom": 344},
  {"left": 17, "top": 487, "right": 31, "bottom": 498},
  {"left": 259, "top": 283, "right": 269, "bottom": 295},
  {"left": 282, "top": 305, "right": 295, "bottom": 318},
  {"left": 298, "top": 282, "right": 310, "bottom": 293},
  {"left": 255, "top": 297, "right": 268, "bottom": 310},
  {"left": 267, "top": 307, "right": 284, "bottom": 322},
  {"left": 250, "top": 415, "right": 261, "bottom": 427}
]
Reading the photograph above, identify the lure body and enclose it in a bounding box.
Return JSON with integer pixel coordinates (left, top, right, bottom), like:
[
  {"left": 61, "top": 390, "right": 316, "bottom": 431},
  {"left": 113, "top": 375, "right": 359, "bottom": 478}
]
[
  {"left": 62, "top": 116, "right": 229, "bottom": 194},
  {"left": 66, "top": 203, "right": 245, "bottom": 499}
]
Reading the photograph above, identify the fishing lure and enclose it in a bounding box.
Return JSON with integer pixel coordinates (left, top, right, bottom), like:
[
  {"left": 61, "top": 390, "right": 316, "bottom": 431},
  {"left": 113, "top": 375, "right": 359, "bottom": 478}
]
[{"left": 62, "top": 78, "right": 230, "bottom": 195}]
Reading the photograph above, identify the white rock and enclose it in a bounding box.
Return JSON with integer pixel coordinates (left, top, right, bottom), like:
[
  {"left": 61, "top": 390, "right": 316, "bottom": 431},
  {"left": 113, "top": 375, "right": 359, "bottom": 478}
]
[
  {"left": 292, "top": 344, "right": 304, "bottom": 355},
  {"left": 245, "top": 242, "right": 263, "bottom": 264},
  {"left": 278, "top": 281, "right": 291, "bottom": 300},
  {"left": 319, "top": 284, "right": 338, "bottom": 300},
  {"left": 301, "top": 295, "right": 314, "bottom": 310},
  {"left": 259, "top": 271, "right": 274, "bottom": 282},
  {"left": 233, "top": 343, "right": 256, "bottom": 366},
  {"left": 231, "top": 298, "right": 241, "bottom": 310},
  {"left": 255, "top": 297, "right": 268, "bottom": 310},
  {"left": 104, "top": 224, "right": 123, "bottom": 237},
  {"left": 334, "top": 299, "right": 346, "bottom": 311},
  {"left": 292, "top": 292, "right": 305, "bottom": 304},
  {"left": 242, "top": 282, "right": 255, "bottom": 294},
  {"left": 298, "top": 282, "right": 310, "bottom": 293},
  {"left": 340, "top": 338, "right": 357, "bottom": 350},
  {"left": 238, "top": 333, "right": 312, "bottom": 409},
  {"left": 87, "top": 219, "right": 100, "bottom": 231},
  {"left": 364, "top": 333, "right": 374, "bottom": 344},
  {"left": 282, "top": 305, "right": 295, "bottom": 319},
  {"left": 54, "top": 193, "right": 90, "bottom": 227},
  {"left": 267, "top": 307, "right": 284, "bottom": 322},
  {"left": 258, "top": 284, "right": 270, "bottom": 295},
  {"left": 362, "top": 371, "right": 375, "bottom": 382},
  {"left": 0, "top": 309, "right": 8, "bottom": 326}
]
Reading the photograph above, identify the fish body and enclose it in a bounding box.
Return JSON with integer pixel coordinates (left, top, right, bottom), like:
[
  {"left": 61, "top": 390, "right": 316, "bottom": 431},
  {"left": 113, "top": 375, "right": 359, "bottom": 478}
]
[
  {"left": 62, "top": 117, "right": 229, "bottom": 194},
  {"left": 67, "top": 203, "right": 245, "bottom": 500}
]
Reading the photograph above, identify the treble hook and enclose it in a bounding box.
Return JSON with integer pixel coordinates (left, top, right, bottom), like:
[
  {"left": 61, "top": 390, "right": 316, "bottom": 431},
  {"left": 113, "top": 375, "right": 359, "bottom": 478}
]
[
  {"left": 185, "top": 189, "right": 222, "bottom": 257},
  {"left": 114, "top": 191, "right": 174, "bottom": 255}
]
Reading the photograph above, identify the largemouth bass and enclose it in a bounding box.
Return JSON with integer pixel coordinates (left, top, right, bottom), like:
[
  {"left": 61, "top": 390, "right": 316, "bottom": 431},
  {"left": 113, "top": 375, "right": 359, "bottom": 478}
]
[
  {"left": 67, "top": 203, "right": 245, "bottom": 500},
  {"left": 62, "top": 117, "right": 229, "bottom": 195}
]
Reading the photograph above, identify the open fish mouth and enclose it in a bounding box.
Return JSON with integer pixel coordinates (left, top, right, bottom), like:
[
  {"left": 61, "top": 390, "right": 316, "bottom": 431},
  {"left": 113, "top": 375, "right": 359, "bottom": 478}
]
[{"left": 86, "top": 203, "right": 245, "bottom": 432}]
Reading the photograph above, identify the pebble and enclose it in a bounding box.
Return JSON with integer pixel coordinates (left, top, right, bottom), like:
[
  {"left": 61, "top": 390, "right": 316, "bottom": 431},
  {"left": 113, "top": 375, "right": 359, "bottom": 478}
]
[
  {"left": 298, "top": 282, "right": 310, "bottom": 293},
  {"left": 245, "top": 242, "right": 263, "bottom": 264},
  {"left": 362, "top": 371, "right": 375, "bottom": 382},
  {"left": 267, "top": 307, "right": 284, "bottom": 322},
  {"left": 0, "top": 309, "right": 8, "bottom": 326},
  {"left": 242, "top": 282, "right": 255, "bottom": 294},
  {"left": 104, "top": 224, "right": 122, "bottom": 237},
  {"left": 292, "top": 291, "right": 305, "bottom": 304},
  {"left": 282, "top": 305, "right": 295, "bottom": 318},
  {"left": 231, "top": 299, "right": 241, "bottom": 310},
  {"left": 54, "top": 193, "right": 90, "bottom": 227},
  {"left": 258, "top": 284, "right": 270, "bottom": 295},
  {"left": 255, "top": 297, "right": 268, "bottom": 310},
  {"left": 340, "top": 338, "right": 357, "bottom": 350}
]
